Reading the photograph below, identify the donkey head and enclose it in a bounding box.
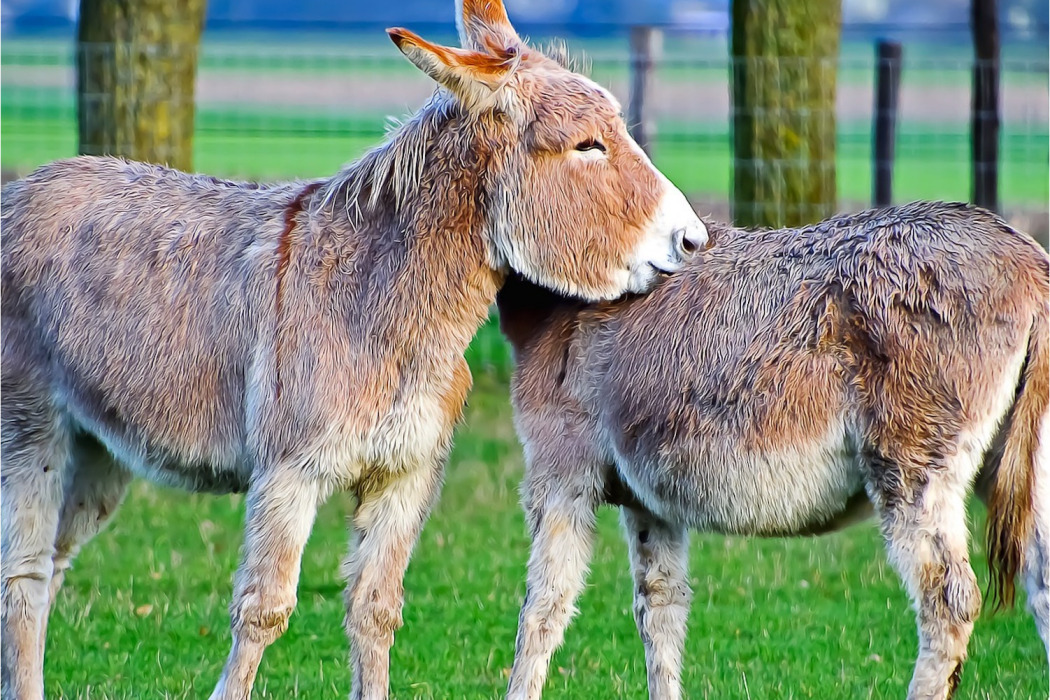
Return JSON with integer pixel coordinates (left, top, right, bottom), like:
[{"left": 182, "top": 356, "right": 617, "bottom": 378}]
[{"left": 387, "top": 0, "right": 707, "bottom": 300}]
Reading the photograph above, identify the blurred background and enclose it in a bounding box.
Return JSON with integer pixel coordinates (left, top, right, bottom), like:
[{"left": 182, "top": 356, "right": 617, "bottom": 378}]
[
  {"left": 2, "top": 0, "right": 1050, "bottom": 235},
  {"left": 2, "top": 0, "right": 1046, "bottom": 236},
  {"left": 0, "top": 1, "right": 1045, "bottom": 239}
]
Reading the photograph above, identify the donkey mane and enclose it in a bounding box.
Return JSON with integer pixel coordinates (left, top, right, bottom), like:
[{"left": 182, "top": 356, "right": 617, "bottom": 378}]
[
  {"left": 320, "top": 40, "right": 585, "bottom": 228},
  {"left": 318, "top": 95, "right": 449, "bottom": 225},
  {"left": 534, "top": 38, "right": 590, "bottom": 74}
]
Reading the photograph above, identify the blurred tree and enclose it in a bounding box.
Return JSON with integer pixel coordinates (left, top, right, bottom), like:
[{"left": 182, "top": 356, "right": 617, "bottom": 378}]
[
  {"left": 77, "top": 0, "right": 207, "bottom": 171},
  {"left": 731, "top": 0, "right": 841, "bottom": 228}
]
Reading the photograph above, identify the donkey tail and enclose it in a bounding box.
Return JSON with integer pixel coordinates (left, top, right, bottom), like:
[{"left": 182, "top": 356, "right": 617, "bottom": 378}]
[{"left": 987, "top": 304, "right": 1049, "bottom": 610}]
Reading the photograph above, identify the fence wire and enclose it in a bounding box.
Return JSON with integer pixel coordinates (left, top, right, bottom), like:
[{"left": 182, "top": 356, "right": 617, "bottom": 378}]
[{"left": 2, "top": 31, "right": 1047, "bottom": 221}]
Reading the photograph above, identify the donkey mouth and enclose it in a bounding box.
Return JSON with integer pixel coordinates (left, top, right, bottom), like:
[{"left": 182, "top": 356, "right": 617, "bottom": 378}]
[
  {"left": 626, "top": 261, "right": 679, "bottom": 296},
  {"left": 648, "top": 262, "right": 676, "bottom": 277}
]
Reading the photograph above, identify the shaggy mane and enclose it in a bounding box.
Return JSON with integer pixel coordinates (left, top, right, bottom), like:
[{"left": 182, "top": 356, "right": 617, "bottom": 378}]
[
  {"left": 534, "top": 38, "right": 591, "bottom": 75},
  {"left": 319, "top": 93, "right": 457, "bottom": 225},
  {"left": 318, "top": 40, "right": 587, "bottom": 226}
]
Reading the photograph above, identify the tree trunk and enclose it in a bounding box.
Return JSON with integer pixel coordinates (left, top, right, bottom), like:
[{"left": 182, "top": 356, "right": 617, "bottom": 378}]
[
  {"left": 731, "top": 0, "right": 841, "bottom": 228},
  {"left": 77, "top": 0, "right": 207, "bottom": 171}
]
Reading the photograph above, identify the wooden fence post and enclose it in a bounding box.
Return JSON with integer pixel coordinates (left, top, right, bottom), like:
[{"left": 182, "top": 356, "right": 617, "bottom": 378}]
[
  {"left": 971, "top": 0, "right": 1000, "bottom": 211},
  {"left": 629, "top": 26, "right": 660, "bottom": 157},
  {"left": 873, "top": 40, "right": 902, "bottom": 207}
]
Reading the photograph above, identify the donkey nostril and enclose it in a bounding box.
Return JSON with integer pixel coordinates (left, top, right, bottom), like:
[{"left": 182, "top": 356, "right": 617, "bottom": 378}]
[
  {"left": 681, "top": 234, "right": 699, "bottom": 255},
  {"left": 676, "top": 227, "right": 699, "bottom": 258}
]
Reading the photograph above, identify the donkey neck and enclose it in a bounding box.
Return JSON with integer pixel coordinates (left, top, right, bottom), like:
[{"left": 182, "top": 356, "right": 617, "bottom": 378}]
[
  {"left": 496, "top": 273, "right": 583, "bottom": 357},
  {"left": 312, "top": 97, "right": 506, "bottom": 365}
]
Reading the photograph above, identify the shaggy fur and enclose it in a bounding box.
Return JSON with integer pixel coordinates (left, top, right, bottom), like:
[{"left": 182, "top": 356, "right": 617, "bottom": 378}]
[
  {"left": 497, "top": 201, "right": 1050, "bottom": 700},
  {"left": 0, "top": 3, "right": 708, "bottom": 699}
]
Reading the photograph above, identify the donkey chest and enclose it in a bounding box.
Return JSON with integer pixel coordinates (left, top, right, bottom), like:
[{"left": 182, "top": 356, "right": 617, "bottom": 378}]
[{"left": 312, "top": 362, "right": 471, "bottom": 488}]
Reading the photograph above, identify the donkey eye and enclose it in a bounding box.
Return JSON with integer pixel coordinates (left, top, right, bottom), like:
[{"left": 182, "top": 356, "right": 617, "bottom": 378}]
[{"left": 575, "top": 139, "right": 606, "bottom": 153}]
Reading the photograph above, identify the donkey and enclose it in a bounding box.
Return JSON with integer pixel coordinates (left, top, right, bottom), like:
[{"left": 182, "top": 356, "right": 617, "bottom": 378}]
[
  {"left": 0, "top": 2, "right": 709, "bottom": 698},
  {"left": 496, "top": 202, "right": 1049, "bottom": 700}
]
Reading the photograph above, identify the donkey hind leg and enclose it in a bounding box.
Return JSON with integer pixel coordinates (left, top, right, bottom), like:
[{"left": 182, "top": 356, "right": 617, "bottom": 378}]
[
  {"left": 506, "top": 467, "right": 601, "bottom": 700},
  {"left": 210, "top": 468, "right": 323, "bottom": 700},
  {"left": 31, "top": 434, "right": 132, "bottom": 668},
  {"left": 1, "top": 401, "right": 70, "bottom": 700},
  {"left": 872, "top": 450, "right": 982, "bottom": 700},
  {"left": 621, "top": 507, "right": 691, "bottom": 700},
  {"left": 1024, "top": 429, "right": 1049, "bottom": 655},
  {"left": 342, "top": 463, "right": 442, "bottom": 700},
  {"left": 1025, "top": 499, "right": 1050, "bottom": 661}
]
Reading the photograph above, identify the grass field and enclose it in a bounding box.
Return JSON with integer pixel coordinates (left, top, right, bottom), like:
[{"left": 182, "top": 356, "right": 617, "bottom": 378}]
[{"left": 42, "top": 373, "right": 1048, "bottom": 699}]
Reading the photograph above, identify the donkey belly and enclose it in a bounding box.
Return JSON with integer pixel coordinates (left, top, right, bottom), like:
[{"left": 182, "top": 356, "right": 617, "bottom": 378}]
[
  {"left": 614, "top": 420, "right": 866, "bottom": 535},
  {"left": 63, "top": 388, "right": 251, "bottom": 494}
]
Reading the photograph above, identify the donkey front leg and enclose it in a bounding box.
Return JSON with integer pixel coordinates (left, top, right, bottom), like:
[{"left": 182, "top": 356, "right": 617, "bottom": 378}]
[
  {"left": 621, "top": 507, "right": 691, "bottom": 700},
  {"left": 210, "top": 469, "right": 322, "bottom": 700},
  {"left": 1, "top": 392, "right": 70, "bottom": 700},
  {"left": 506, "top": 467, "right": 601, "bottom": 700},
  {"left": 343, "top": 463, "right": 442, "bottom": 700}
]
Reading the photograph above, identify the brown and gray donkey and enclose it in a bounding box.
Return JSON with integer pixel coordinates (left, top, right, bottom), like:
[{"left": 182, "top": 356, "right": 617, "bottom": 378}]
[
  {"left": 0, "top": 2, "right": 709, "bottom": 698},
  {"left": 497, "top": 202, "right": 1049, "bottom": 700}
]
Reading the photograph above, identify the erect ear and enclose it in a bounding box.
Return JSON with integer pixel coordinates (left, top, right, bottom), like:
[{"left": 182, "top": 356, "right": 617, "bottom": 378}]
[
  {"left": 456, "top": 0, "right": 522, "bottom": 53},
  {"left": 387, "top": 27, "right": 519, "bottom": 111}
]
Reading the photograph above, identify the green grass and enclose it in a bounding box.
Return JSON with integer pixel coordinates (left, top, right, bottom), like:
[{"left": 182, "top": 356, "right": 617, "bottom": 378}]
[{"left": 43, "top": 373, "right": 1048, "bottom": 699}]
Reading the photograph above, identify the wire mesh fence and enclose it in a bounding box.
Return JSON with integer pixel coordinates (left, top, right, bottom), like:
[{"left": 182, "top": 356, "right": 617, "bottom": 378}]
[
  {"left": 75, "top": 41, "right": 200, "bottom": 169},
  {"left": 3, "top": 30, "right": 1047, "bottom": 213}
]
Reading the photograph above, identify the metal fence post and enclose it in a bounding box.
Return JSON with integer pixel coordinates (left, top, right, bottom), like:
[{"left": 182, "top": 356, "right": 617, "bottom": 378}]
[
  {"left": 971, "top": 0, "right": 1000, "bottom": 212},
  {"left": 629, "top": 26, "right": 659, "bottom": 157},
  {"left": 873, "top": 40, "right": 902, "bottom": 207}
]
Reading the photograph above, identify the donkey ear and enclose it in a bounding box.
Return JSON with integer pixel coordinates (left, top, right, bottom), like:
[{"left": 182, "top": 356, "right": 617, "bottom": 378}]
[
  {"left": 387, "top": 27, "right": 518, "bottom": 110},
  {"left": 456, "top": 0, "right": 522, "bottom": 52}
]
